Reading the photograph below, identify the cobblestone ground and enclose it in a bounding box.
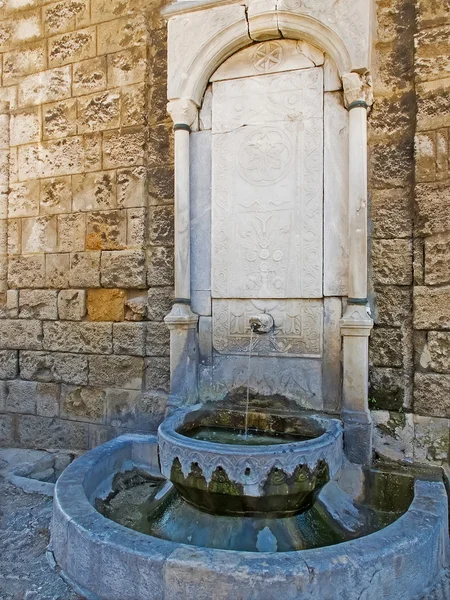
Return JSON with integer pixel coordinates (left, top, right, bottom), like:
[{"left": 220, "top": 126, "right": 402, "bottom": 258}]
[{"left": 0, "top": 456, "right": 81, "bottom": 600}]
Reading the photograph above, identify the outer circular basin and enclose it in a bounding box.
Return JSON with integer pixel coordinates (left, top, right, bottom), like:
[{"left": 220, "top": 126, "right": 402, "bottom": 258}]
[{"left": 158, "top": 405, "right": 343, "bottom": 516}]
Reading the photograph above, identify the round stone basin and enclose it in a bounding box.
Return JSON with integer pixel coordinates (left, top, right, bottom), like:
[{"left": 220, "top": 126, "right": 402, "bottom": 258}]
[{"left": 157, "top": 405, "right": 343, "bottom": 516}]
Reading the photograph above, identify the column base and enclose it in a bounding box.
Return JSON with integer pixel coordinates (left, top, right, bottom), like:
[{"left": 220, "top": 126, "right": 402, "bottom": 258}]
[
  {"left": 342, "top": 409, "right": 373, "bottom": 465},
  {"left": 164, "top": 303, "right": 199, "bottom": 408}
]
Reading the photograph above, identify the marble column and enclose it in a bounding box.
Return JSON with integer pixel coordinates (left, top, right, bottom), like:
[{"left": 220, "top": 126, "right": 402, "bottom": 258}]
[
  {"left": 340, "top": 73, "right": 374, "bottom": 465},
  {"left": 165, "top": 99, "right": 199, "bottom": 411}
]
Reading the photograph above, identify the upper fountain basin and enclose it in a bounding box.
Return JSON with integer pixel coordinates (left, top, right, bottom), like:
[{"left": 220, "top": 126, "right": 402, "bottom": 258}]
[{"left": 158, "top": 404, "right": 343, "bottom": 516}]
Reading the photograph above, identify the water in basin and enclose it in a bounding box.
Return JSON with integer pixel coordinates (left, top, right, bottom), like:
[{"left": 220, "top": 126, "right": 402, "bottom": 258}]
[{"left": 185, "top": 426, "right": 312, "bottom": 445}]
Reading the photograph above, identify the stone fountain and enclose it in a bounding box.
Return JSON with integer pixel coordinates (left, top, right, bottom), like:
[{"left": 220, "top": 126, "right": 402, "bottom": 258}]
[{"left": 51, "top": 1, "right": 449, "bottom": 598}]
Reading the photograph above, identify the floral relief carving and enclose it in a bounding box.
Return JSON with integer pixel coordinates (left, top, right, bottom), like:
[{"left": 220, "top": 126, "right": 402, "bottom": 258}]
[
  {"left": 212, "top": 68, "right": 323, "bottom": 299},
  {"left": 212, "top": 299, "right": 323, "bottom": 357}
]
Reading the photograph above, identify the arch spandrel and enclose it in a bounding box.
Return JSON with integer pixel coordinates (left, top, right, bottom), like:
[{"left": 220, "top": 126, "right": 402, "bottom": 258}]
[{"left": 165, "top": 0, "right": 372, "bottom": 105}]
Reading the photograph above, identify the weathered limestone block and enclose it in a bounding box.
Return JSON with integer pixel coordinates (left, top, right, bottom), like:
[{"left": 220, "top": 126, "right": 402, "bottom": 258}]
[
  {"left": 148, "top": 165, "right": 174, "bottom": 203},
  {"left": 369, "top": 367, "right": 405, "bottom": 410},
  {"left": 90, "top": 0, "right": 143, "bottom": 24},
  {"left": 414, "top": 286, "right": 450, "bottom": 329},
  {"left": 73, "top": 56, "right": 107, "bottom": 97},
  {"left": 58, "top": 213, "right": 86, "bottom": 252},
  {"left": 146, "top": 322, "right": 169, "bottom": 357},
  {"left": 18, "top": 66, "right": 71, "bottom": 108},
  {"left": 148, "top": 124, "right": 173, "bottom": 168},
  {"left": 374, "top": 285, "right": 412, "bottom": 327},
  {"left": 97, "top": 15, "right": 147, "bottom": 55},
  {"left": 417, "top": 78, "right": 450, "bottom": 131},
  {"left": 35, "top": 382, "right": 60, "bottom": 417},
  {"left": 148, "top": 205, "right": 174, "bottom": 246},
  {"left": 8, "top": 181, "right": 39, "bottom": 218},
  {"left": 73, "top": 171, "right": 117, "bottom": 212},
  {"left": 0, "top": 10, "right": 42, "bottom": 53},
  {"left": 78, "top": 91, "right": 121, "bottom": 133},
  {"left": 147, "top": 246, "right": 174, "bottom": 287},
  {"left": 49, "top": 26, "right": 96, "bottom": 68},
  {"left": 61, "top": 385, "right": 106, "bottom": 423},
  {"left": 40, "top": 176, "right": 72, "bottom": 215},
  {"left": 370, "top": 188, "right": 413, "bottom": 239},
  {"left": 117, "top": 166, "right": 146, "bottom": 208},
  {"left": 6, "top": 220, "right": 18, "bottom": 255},
  {"left": 424, "top": 233, "right": 450, "bottom": 285},
  {"left": 83, "top": 132, "right": 102, "bottom": 172},
  {"left": 87, "top": 288, "right": 125, "bottom": 322},
  {"left": 147, "top": 287, "right": 173, "bottom": 321},
  {"left": 427, "top": 332, "right": 450, "bottom": 373},
  {"left": 43, "top": 0, "right": 90, "bottom": 36},
  {"left": 416, "top": 182, "right": 450, "bottom": 236},
  {"left": 373, "top": 37, "right": 413, "bottom": 97},
  {"left": 22, "top": 216, "right": 57, "bottom": 253},
  {"left": 415, "top": 26, "right": 450, "bottom": 82},
  {"left": 415, "top": 132, "right": 438, "bottom": 183},
  {"left": 0, "top": 350, "right": 18, "bottom": 378},
  {"left": 43, "top": 99, "right": 77, "bottom": 140},
  {"left": 127, "top": 208, "right": 146, "bottom": 248},
  {"left": 0, "top": 290, "right": 19, "bottom": 319},
  {"left": 58, "top": 289, "right": 86, "bottom": 320},
  {"left": 414, "top": 414, "right": 450, "bottom": 465},
  {"left": 88, "top": 423, "right": 117, "bottom": 447},
  {"left": 369, "top": 91, "right": 415, "bottom": 139},
  {"left": 107, "top": 47, "right": 147, "bottom": 87},
  {"left": 0, "top": 415, "right": 14, "bottom": 445},
  {"left": 105, "top": 388, "right": 141, "bottom": 428},
  {"left": 372, "top": 239, "right": 412, "bottom": 285},
  {"left": 3, "top": 380, "right": 36, "bottom": 414},
  {"left": 19, "top": 290, "right": 58, "bottom": 320},
  {"left": 10, "top": 108, "right": 41, "bottom": 146},
  {"left": 86, "top": 210, "right": 126, "bottom": 251},
  {"left": 17, "top": 415, "right": 90, "bottom": 449},
  {"left": 417, "top": 0, "right": 450, "bottom": 28},
  {"left": 124, "top": 292, "right": 147, "bottom": 321},
  {"left": 20, "top": 350, "right": 88, "bottom": 385},
  {"left": 18, "top": 137, "right": 85, "bottom": 180},
  {"left": 372, "top": 410, "right": 414, "bottom": 463},
  {"left": 89, "top": 355, "right": 144, "bottom": 389},
  {"left": 113, "top": 322, "right": 146, "bottom": 356},
  {"left": 106, "top": 389, "right": 167, "bottom": 431},
  {"left": 369, "top": 139, "right": 414, "bottom": 189},
  {"left": 144, "top": 357, "right": 170, "bottom": 392},
  {"left": 414, "top": 372, "right": 450, "bottom": 417},
  {"left": 43, "top": 321, "right": 112, "bottom": 353},
  {"left": 100, "top": 250, "right": 146, "bottom": 288},
  {"left": 69, "top": 251, "right": 101, "bottom": 287},
  {"left": 121, "top": 83, "right": 146, "bottom": 127},
  {"left": 0, "top": 319, "right": 42, "bottom": 350},
  {"left": 369, "top": 328, "right": 403, "bottom": 368},
  {"left": 103, "top": 128, "right": 145, "bottom": 169},
  {"left": 46, "top": 253, "right": 70, "bottom": 288}
]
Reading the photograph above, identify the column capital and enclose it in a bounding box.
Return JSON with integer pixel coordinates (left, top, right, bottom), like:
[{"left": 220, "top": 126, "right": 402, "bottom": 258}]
[
  {"left": 340, "top": 304, "right": 373, "bottom": 336},
  {"left": 342, "top": 72, "right": 373, "bottom": 110},
  {"left": 167, "top": 98, "right": 198, "bottom": 128}
]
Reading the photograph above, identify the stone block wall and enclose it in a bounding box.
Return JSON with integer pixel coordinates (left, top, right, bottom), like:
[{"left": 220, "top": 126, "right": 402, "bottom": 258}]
[
  {"left": 369, "top": 0, "right": 450, "bottom": 466},
  {"left": 0, "top": 0, "right": 174, "bottom": 451},
  {"left": 0, "top": 0, "right": 448, "bottom": 466}
]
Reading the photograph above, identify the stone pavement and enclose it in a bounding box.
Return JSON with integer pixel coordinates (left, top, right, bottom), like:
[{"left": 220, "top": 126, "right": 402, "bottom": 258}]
[{"left": 0, "top": 450, "right": 81, "bottom": 600}]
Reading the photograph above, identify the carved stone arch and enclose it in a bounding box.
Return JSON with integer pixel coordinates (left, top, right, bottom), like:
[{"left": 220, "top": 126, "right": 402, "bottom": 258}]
[{"left": 169, "top": 11, "right": 354, "bottom": 105}]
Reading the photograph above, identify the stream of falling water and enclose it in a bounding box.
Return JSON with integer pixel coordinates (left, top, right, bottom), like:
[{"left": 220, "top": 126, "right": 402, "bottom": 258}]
[{"left": 244, "top": 327, "right": 254, "bottom": 439}]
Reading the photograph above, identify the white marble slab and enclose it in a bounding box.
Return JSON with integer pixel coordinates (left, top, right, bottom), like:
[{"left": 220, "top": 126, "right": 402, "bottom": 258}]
[
  {"left": 211, "top": 68, "right": 323, "bottom": 299},
  {"left": 211, "top": 39, "right": 323, "bottom": 83},
  {"left": 212, "top": 298, "right": 323, "bottom": 358},
  {"left": 324, "top": 91, "right": 348, "bottom": 296}
]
